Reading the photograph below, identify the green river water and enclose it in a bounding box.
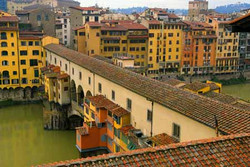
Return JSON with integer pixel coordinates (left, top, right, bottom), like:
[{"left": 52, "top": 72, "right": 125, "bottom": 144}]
[
  {"left": 0, "top": 104, "right": 78, "bottom": 167},
  {"left": 223, "top": 83, "right": 250, "bottom": 101}
]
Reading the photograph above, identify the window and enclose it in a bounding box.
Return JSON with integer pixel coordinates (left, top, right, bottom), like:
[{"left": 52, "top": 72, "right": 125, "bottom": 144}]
[
  {"left": 1, "top": 51, "right": 8, "bottom": 56},
  {"left": 45, "top": 15, "right": 49, "bottom": 21},
  {"left": 0, "top": 32, "right": 7, "bottom": 39},
  {"left": 79, "top": 72, "right": 82, "bottom": 80},
  {"left": 34, "top": 69, "right": 39, "bottom": 77},
  {"left": 11, "top": 43, "right": 14, "bottom": 47},
  {"left": 21, "top": 60, "right": 26, "bottom": 65},
  {"left": 147, "top": 110, "right": 152, "bottom": 122},
  {"left": 91, "top": 112, "right": 95, "bottom": 119},
  {"left": 21, "top": 41, "right": 26, "bottom": 46},
  {"left": 22, "top": 78, "right": 28, "bottom": 84},
  {"left": 30, "top": 59, "right": 38, "bottom": 66},
  {"left": 20, "top": 50, "right": 27, "bottom": 56},
  {"left": 112, "top": 90, "right": 115, "bottom": 101},
  {"left": 11, "top": 33, "right": 14, "bottom": 37},
  {"left": 33, "top": 50, "right": 39, "bottom": 55},
  {"left": 12, "top": 61, "right": 15, "bottom": 65},
  {"left": 23, "top": 69, "right": 27, "bottom": 75},
  {"left": 64, "top": 87, "right": 68, "bottom": 91},
  {"left": 64, "top": 64, "right": 67, "bottom": 71},
  {"left": 35, "top": 41, "right": 40, "bottom": 46},
  {"left": 37, "top": 15, "right": 41, "bottom": 21},
  {"left": 12, "top": 52, "right": 15, "bottom": 56},
  {"left": 13, "top": 71, "right": 17, "bottom": 75},
  {"left": 88, "top": 77, "right": 91, "bottom": 85},
  {"left": 28, "top": 41, "right": 33, "bottom": 46},
  {"left": 98, "top": 83, "right": 102, "bottom": 93},
  {"left": 172, "top": 123, "right": 180, "bottom": 140},
  {"left": 127, "top": 98, "right": 132, "bottom": 111},
  {"left": 1, "top": 42, "right": 7, "bottom": 47},
  {"left": 2, "top": 60, "right": 8, "bottom": 66}
]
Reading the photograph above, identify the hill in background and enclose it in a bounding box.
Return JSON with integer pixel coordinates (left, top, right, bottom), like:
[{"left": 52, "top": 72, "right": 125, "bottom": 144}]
[{"left": 111, "top": 3, "right": 250, "bottom": 15}]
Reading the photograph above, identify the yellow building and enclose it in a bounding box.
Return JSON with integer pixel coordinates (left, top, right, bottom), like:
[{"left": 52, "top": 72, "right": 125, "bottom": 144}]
[
  {"left": 206, "top": 15, "right": 239, "bottom": 74},
  {"left": 74, "top": 20, "right": 148, "bottom": 72},
  {"left": 141, "top": 18, "right": 185, "bottom": 79},
  {"left": 0, "top": 13, "right": 59, "bottom": 90}
]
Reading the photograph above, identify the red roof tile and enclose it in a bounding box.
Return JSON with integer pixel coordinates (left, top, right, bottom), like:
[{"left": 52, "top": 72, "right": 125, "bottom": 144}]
[
  {"left": 88, "top": 22, "right": 102, "bottom": 27},
  {"left": 44, "top": 44, "right": 250, "bottom": 135},
  {"left": 149, "top": 133, "right": 179, "bottom": 145},
  {"left": 0, "top": 16, "right": 18, "bottom": 22},
  {"left": 120, "top": 23, "right": 147, "bottom": 30},
  {"left": 120, "top": 125, "right": 135, "bottom": 135},
  {"left": 87, "top": 95, "right": 129, "bottom": 117},
  {"left": 70, "top": 6, "right": 99, "bottom": 11},
  {"left": 19, "top": 35, "right": 41, "bottom": 40},
  {"left": 37, "top": 133, "right": 250, "bottom": 167}
]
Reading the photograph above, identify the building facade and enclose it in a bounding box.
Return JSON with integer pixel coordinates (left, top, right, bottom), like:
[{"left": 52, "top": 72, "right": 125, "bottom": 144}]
[
  {"left": 188, "top": 0, "right": 208, "bottom": 22},
  {"left": 16, "top": 7, "right": 56, "bottom": 37},
  {"left": 0, "top": 13, "right": 59, "bottom": 89},
  {"left": 181, "top": 21, "right": 217, "bottom": 75},
  {"left": 141, "top": 18, "right": 184, "bottom": 79},
  {"left": 206, "top": 15, "right": 240, "bottom": 74},
  {"left": 74, "top": 21, "right": 148, "bottom": 72}
]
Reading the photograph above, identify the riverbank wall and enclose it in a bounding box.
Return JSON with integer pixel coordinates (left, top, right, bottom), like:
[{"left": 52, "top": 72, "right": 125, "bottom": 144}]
[{"left": 0, "top": 87, "right": 43, "bottom": 108}]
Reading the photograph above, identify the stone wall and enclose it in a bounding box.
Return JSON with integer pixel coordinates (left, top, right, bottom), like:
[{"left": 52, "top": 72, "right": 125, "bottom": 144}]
[{"left": 0, "top": 87, "right": 41, "bottom": 102}]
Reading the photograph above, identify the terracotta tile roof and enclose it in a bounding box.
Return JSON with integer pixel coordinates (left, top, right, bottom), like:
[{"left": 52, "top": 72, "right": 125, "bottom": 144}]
[
  {"left": 37, "top": 133, "right": 250, "bottom": 167},
  {"left": 0, "top": 16, "right": 18, "bottom": 22},
  {"left": 101, "top": 24, "right": 127, "bottom": 31},
  {"left": 70, "top": 6, "right": 99, "bottom": 11},
  {"left": 88, "top": 22, "right": 102, "bottom": 27},
  {"left": 204, "top": 92, "right": 250, "bottom": 111},
  {"left": 112, "top": 106, "right": 129, "bottom": 117},
  {"left": 57, "top": 73, "right": 69, "bottom": 80},
  {"left": 19, "top": 35, "right": 41, "bottom": 40},
  {"left": 120, "top": 23, "right": 147, "bottom": 30},
  {"left": 204, "top": 92, "right": 238, "bottom": 104},
  {"left": 148, "top": 20, "right": 161, "bottom": 25},
  {"left": 230, "top": 13, "right": 250, "bottom": 24},
  {"left": 120, "top": 125, "right": 135, "bottom": 135},
  {"left": 44, "top": 44, "right": 250, "bottom": 134},
  {"left": 183, "top": 82, "right": 209, "bottom": 91},
  {"left": 73, "top": 26, "right": 85, "bottom": 31},
  {"left": 164, "top": 79, "right": 185, "bottom": 87},
  {"left": 149, "top": 133, "right": 179, "bottom": 146},
  {"left": 87, "top": 95, "right": 129, "bottom": 117},
  {"left": 19, "top": 31, "right": 43, "bottom": 35}
]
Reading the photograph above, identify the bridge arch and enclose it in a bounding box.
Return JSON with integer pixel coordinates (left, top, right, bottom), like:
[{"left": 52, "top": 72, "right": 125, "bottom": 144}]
[
  {"left": 70, "top": 80, "right": 77, "bottom": 102},
  {"left": 77, "top": 85, "right": 84, "bottom": 107}
]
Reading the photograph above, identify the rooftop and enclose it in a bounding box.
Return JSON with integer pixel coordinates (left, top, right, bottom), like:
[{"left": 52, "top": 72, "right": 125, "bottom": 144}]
[
  {"left": 44, "top": 44, "right": 250, "bottom": 135},
  {"left": 149, "top": 133, "right": 179, "bottom": 146},
  {"left": 37, "top": 133, "right": 250, "bottom": 167},
  {"left": 87, "top": 95, "right": 129, "bottom": 117}
]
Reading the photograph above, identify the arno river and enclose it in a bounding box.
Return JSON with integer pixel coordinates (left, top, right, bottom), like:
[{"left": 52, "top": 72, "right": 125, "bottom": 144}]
[
  {"left": 0, "top": 104, "right": 78, "bottom": 167},
  {"left": 0, "top": 83, "right": 249, "bottom": 166}
]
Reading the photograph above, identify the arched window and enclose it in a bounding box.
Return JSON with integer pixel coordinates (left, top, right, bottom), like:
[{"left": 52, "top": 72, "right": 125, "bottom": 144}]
[
  {"left": 0, "top": 32, "right": 7, "bottom": 40},
  {"left": 1, "top": 42, "right": 7, "bottom": 47},
  {"left": 1, "top": 51, "right": 8, "bottom": 56},
  {"left": 2, "top": 60, "right": 9, "bottom": 66}
]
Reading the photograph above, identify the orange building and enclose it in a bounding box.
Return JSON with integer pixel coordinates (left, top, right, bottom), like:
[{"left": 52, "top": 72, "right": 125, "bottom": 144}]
[
  {"left": 76, "top": 95, "right": 133, "bottom": 156},
  {"left": 181, "top": 21, "right": 217, "bottom": 75}
]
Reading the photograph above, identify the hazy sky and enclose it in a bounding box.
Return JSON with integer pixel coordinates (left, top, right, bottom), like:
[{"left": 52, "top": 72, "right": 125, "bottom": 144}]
[{"left": 78, "top": 0, "right": 250, "bottom": 9}]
